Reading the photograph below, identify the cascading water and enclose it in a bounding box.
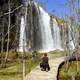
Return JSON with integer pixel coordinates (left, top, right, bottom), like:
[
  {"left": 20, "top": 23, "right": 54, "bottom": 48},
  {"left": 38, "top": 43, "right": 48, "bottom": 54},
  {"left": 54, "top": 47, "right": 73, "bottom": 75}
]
[
  {"left": 68, "top": 25, "right": 75, "bottom": 49},
  {"left": 18, "top": 1, "right": 75, "bottom": 53},
  {"left": 18, "top": 16, "right": 27, "bottom": 52},
  {"left": 38, "top": 6, "right": 54, "bottom": 52},
  {"left": 51, "top": 18, "right": 62, "bottom": 50}
]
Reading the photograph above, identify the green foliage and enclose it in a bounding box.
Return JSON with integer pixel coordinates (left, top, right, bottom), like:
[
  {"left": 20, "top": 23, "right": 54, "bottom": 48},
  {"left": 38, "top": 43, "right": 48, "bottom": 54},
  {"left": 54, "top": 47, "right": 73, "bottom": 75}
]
[
  {"left": 49, "top": 50, "right": 65, "bottom": 59},
  {"left": 0, "top": 52, "right": 42, "bottom": 80},
  {"left": 56, "top": 18, "right": 66, "bottom": 26},
  {"left": 58, "top": 61, "right": 80, "bottom": 80}
]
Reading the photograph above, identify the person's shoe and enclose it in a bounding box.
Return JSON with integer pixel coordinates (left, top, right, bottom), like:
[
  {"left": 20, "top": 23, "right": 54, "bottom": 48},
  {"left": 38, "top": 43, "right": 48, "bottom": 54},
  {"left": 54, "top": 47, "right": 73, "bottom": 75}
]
[
  {"left": 46, "top": 68, "right": 48, "bottom": 72},
  {"left": 41, "top": 68, "right": 44, "bottom": 71}
]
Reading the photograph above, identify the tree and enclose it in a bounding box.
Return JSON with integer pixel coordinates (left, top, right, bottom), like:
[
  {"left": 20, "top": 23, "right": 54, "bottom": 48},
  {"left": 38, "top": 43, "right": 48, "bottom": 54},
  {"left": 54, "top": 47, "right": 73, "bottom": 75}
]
[
  {"left": 66, "top": 0, "right": 80, "bottom": 75},
  {"left": 4, "top": 0, "right": 11, "bottom": 67}
]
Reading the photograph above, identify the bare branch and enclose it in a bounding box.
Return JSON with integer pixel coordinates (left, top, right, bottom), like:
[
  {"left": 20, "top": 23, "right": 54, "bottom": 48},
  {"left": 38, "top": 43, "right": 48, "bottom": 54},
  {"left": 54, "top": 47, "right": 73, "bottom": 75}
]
[{"left": 0, "top": 5, "right": 23, "bottom": 17}]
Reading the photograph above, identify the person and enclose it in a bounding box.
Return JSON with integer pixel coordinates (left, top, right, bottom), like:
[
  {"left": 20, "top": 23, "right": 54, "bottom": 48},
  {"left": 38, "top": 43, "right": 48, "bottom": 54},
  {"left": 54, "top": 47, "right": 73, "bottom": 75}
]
[{"left": 40, "top": 53, "right": 50, "bottom": 71}]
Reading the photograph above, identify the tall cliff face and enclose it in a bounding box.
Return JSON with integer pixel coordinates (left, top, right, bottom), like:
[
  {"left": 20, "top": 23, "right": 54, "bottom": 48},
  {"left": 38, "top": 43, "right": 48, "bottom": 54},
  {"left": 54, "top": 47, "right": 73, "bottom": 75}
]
[{"left": 18, "top": 1, "right": 76, "bottom": 52}]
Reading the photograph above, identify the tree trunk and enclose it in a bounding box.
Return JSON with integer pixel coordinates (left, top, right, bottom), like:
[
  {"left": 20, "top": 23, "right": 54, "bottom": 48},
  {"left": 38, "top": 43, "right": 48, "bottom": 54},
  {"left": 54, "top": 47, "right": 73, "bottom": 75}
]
[
  {"left": 4, "top": 0, "right": 11, "bottom": 67},
  {"left": 1, "top": 17, "right": 4, "bottom": 68},
  {"left": 23, "top": 39, "right": 26, "bottom": 80}
]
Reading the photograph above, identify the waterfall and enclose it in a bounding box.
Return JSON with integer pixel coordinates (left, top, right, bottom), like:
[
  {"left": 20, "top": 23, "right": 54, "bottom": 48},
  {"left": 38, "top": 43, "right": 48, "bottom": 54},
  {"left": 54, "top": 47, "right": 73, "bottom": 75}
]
[
  {"left": 51, "top": 18, "right": 62, "bottom": 50},
  {"left": 18, "top": 1, "right": 75, "bottom": 53},
  {"left": 18, "top": 16, "right": 27, "bottom": 52},
  {"left": 37, "top": 6, "right": 54, "bottom": 52},
  {"left": 68, "top": 25, "right": 75, "bottom": 49}
]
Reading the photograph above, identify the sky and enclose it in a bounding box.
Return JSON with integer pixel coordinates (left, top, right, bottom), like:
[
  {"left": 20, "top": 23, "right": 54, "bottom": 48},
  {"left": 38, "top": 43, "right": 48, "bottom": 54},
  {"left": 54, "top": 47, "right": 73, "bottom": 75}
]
[
  {"left": 37, "top": 0, "right": 68, "bottom": 18},
  {"left": 22, "top": 0, "right": 69, "bottom": 18}
]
